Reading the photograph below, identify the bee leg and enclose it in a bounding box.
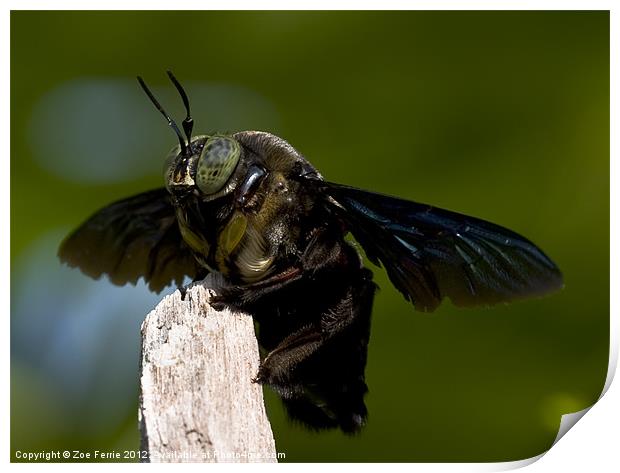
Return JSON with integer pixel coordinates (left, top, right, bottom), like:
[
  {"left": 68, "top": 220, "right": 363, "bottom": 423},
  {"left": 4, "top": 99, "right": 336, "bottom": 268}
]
[
  {"left": 255, "top": 269, "right": 375, "bottom": 385},
  {"left": 253, "top": 325, "right": 323, "bottom": 386},
  {"left": 210, "top": 267, "right": 303, "bottom": 311},
  {"left": 260, "top": 270, "right": 376, "bottom": 433},
  {"left": 319, "top": 268, "right": 375, "bottom": 338},
  {"left": 212, "top": 230, "right": 357, "bottom": 311}
]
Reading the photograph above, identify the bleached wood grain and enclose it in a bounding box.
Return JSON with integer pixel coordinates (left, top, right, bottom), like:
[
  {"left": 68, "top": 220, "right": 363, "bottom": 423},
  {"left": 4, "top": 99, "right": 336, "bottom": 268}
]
[{"left": 138, "top": 275, "right": 277, "bottom": 463}]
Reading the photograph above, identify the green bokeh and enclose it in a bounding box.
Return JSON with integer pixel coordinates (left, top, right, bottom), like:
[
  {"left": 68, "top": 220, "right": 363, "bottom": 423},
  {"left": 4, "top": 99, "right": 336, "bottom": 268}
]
[{"left": 11, "top": 11, "right": 609, "bottom": 462}]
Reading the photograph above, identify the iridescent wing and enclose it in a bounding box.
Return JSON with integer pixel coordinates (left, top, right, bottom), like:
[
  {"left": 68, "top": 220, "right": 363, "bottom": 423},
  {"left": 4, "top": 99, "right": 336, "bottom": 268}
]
[{"left": 319, "top": 182, "right": 563, "bottom": 312}]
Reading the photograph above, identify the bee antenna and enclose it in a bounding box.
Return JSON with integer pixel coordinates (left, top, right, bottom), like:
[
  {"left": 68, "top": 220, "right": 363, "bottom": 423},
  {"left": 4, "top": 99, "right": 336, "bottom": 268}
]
[
  {"left": 166, "top": 70, "right": 194, "bottom": 148},
  {"left": 137, "top": 75, "right": 188, "bottom": 156}
]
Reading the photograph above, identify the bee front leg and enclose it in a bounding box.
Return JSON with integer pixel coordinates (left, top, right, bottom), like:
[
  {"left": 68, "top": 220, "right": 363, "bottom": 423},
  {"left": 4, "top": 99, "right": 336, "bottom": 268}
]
[
  {"left": 209, "top": 267, "right": 303, "bottom": 311},
  {"left": 210, "top": 229, "right": 351, "bottom": 311}
]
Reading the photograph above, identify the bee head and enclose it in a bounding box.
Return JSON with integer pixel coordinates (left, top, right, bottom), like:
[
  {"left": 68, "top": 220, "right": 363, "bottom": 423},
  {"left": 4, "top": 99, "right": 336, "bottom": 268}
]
[
  {"left": 138, "top": 72, "right": 242, "bottom": 199},
  {"left": 162, "top": 134, "right": 242, "bottom": 198}
]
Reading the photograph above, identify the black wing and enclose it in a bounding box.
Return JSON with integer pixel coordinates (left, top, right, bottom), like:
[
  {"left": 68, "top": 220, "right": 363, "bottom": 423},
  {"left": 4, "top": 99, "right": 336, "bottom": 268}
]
[
  {"left": 58, "top": 188, "right": 203, "bottom": 293},
  {"left": 319, "top": 182, "right": 563, "bottom": 312}
]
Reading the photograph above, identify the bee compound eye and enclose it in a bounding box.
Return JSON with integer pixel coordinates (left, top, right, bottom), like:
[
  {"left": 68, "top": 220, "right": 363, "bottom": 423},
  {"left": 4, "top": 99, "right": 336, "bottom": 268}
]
[{"left": 196, "top": 136, "right": 241, "bottom": 194}]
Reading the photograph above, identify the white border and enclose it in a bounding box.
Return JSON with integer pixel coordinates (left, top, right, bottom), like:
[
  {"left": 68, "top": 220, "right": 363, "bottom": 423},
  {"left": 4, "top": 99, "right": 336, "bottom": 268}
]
[{"left": 4, "top": 2, "right": 617, "bottom": 471}]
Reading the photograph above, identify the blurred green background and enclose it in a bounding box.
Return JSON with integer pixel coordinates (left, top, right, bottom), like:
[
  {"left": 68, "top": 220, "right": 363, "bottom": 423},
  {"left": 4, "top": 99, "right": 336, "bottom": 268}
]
[{"left": 11, "top": 11, "right": 609, "bottom": 462}]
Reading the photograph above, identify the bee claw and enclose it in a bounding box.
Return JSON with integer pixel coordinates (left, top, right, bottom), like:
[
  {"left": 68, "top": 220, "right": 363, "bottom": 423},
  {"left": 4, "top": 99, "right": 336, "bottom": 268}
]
[
  {"left": 209, "top": 286, "right": 243, "bottom": 311},
  {"left": 209, "top": 294, "right": 225, "bottom": 310}
]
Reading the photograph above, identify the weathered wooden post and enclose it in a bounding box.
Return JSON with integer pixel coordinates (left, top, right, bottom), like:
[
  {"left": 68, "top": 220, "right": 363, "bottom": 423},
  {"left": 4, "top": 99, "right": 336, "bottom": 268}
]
[{"left": 138, "top": 275, "right": 277, "bottom": 463}]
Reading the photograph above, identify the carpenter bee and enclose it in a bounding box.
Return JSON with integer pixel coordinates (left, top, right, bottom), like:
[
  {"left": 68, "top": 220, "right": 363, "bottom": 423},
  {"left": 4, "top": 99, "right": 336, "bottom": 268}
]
[{"left": 59, "top": 72, "right": 563, "bottom": 434}]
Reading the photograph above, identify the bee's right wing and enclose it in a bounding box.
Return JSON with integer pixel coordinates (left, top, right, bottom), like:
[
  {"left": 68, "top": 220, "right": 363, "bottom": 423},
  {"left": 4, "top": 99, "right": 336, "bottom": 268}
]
[
  {"left": 58, "top": 188, "right": 203, "bottom": 293},
  {"left": 316, "top": 181, "right": 563, "bottom": 312}
]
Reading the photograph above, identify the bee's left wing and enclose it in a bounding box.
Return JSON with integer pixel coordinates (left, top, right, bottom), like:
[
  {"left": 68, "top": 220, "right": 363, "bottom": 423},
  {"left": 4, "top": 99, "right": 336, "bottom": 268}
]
[
  {"left": 59, "top": 188, "right": 203, "bottom": 293},
  {"left": 316, "top": 181, "right": 563, "bottom": 312}
]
